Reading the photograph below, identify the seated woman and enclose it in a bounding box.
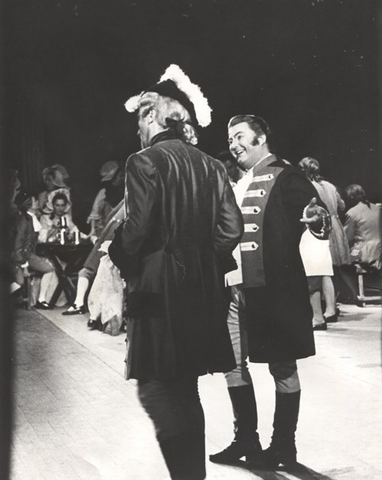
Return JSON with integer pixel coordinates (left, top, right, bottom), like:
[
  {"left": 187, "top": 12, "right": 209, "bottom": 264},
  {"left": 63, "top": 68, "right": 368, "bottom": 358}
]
[
  {"left": 86, "top": 238, "right": 126, "bottom": 335},
  {"left": 338, "top": 184, "right": 382, "bottom": 304},
  {"left": 39, "top": 191, "right": 79, "bottom": 243},
  {"left": 344, "top": 184, "right": 382, "bottom": 270},
  {"left": 38, "top": 164, "right": 71, "bottom": 216},
  {"left": 11, "top": 191, "right": 56, "bottom": 309}
]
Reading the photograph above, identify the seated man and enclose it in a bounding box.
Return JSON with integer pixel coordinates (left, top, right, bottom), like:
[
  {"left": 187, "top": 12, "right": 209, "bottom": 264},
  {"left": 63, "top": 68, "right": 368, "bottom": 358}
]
[
  {"left": 86, "top": 161, "right": 124, "bottom": 242},
  {"left": 62, "top": 199, "right": 125, "bottom": 321},
  {"left": 11, "top": 191, "right": 56, "bottom": 309}
]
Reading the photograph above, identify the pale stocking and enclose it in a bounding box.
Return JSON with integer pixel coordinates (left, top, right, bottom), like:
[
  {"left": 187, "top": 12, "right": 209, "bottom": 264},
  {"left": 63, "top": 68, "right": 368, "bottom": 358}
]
[
  {"left": 74, "top": 276, "right": 90, "bottom": 307},
  {"left": 322, "top": 276, "right": 336, "bottom": 317},
  {"left": 309, "top": 290, "right": 325, "bottom": 326},
  {"left": 38, "top": 271, "right": 56, "bottom": 303}
]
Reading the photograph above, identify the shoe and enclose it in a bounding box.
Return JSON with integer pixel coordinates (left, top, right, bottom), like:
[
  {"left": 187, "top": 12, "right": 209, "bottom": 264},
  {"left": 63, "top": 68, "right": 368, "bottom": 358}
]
[
  {"left": 261, "top": 443, "right": 297, "bottom": 468},
  {"left": 261, "top": 391, "right": 300, "bottom": 469},
  {"left": 209, "top": 384, "right": 262, "bottom": 465},
  {"left": 324, "top": 313, "right": 338, "bottom": 323},
  {"left": 35, "top": 301, "right": 51, "bottom": 310},
  {"left": 87, "top": 318, "right": 103, "bottom": 331},
  {"left": 210, "top": 439, "right": 262, "bottom": 464},
  {"left": 313, "top": 322, "right": 327, "bottom": 331},
  {"left": 62, "top": 304, "right": 86, "bottom": 315}
]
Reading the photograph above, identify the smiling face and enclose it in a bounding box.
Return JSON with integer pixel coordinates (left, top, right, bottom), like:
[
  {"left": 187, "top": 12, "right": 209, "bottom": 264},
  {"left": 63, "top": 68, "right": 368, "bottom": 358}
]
[{"left": 228, "top": 122, "right": 265, "bottom": 170}]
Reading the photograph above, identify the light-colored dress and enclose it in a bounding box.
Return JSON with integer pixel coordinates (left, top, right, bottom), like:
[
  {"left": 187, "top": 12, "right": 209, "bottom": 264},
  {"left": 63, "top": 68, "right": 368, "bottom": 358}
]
[
  {"left": 38, "top": 213, "right": 77, "bottom": 243},
  {"left": 299, "top": 228, "right": 333, "bottom": 276},
  {"left": 313, "top": 180, "right": 351, "bottom": 266},
  {"left": 87, "top": 241, "right": 125, "bottom": 335}
]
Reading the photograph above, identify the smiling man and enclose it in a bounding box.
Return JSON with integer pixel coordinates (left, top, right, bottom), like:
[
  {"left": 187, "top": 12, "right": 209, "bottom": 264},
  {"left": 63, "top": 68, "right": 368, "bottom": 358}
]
[
  {"left": 210, "top": 114, "right": 330, "bottom": 469},
  {"left": 228, "top": 118, "right": 271, "bottom": 170}
]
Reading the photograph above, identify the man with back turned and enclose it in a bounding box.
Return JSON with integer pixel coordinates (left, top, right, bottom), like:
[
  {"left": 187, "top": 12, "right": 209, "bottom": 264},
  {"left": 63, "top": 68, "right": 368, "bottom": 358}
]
[{"left": 109, "top": 65, "right": 243, "bottom": 480}]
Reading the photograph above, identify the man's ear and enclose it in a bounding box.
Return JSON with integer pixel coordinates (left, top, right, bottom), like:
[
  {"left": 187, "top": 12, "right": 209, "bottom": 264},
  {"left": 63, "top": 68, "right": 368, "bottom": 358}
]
[
  {"left": 147, "top": 108, "right": 156, "bottom": 124},
  {"left": 258, "top": 134, "right": 266, "bottom": 147}
]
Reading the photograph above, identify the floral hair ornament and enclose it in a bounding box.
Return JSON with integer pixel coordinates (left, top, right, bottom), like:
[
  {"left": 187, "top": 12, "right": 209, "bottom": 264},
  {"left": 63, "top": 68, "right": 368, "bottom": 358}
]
[{"left": 124, "top": 64, "right": 212, "bottom": 128}]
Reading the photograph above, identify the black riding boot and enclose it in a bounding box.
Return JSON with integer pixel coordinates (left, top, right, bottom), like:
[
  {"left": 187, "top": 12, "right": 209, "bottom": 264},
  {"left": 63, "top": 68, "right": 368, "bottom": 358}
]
[
  {"left": 159, "top": 431, "right": 206, "bottom": 480},
  {"left": 262, "top": 390, "right": 301, "bottom": 468},
  {"left": 209, "top": 384, "right": 262, "bottom": 464}
]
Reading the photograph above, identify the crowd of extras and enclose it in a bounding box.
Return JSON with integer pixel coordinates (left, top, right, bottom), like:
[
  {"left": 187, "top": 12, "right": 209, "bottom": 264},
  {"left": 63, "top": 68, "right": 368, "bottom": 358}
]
[{"left": 7, "top": 154, "right": 382, "bottom": 335}]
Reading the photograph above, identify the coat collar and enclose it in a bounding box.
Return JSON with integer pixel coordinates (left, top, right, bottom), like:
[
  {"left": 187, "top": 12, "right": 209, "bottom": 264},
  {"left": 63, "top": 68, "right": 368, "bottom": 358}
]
[
  {"left": 252, "top": 154, "right": 278, "bottom": 175},
  {"left": 149, "top": 128, "right": 178, "bottom": 147}
]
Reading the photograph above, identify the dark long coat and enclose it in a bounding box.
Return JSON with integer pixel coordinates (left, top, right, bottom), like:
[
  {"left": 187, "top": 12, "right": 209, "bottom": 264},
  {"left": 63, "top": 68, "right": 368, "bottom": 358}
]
[
  {"left": 237, "top": 154, "right": 323, "bottom": 363},
  {"left": 110, "top": 130, "right": 244, "bottom": 380},
  {"left": 12, "top": 212, "right": 36, "bottom": 265}
]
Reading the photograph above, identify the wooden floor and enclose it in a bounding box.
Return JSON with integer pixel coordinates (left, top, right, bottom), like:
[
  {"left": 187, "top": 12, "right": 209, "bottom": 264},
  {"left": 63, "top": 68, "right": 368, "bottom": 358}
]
[{"left": 10, "top": 304, "right": 382, "bottom": 479}]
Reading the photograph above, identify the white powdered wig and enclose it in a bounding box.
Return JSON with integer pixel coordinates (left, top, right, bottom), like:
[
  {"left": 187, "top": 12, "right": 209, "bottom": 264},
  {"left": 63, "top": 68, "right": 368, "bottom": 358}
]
[
  {"left": 124, "top": 94, "right": 142, "bottom": 113},
  {"left": 124, "top": 64, "right": 212, "bottom": 127},
  {"left": 159, "top": 64, "right": 212, "bottom": 127}
]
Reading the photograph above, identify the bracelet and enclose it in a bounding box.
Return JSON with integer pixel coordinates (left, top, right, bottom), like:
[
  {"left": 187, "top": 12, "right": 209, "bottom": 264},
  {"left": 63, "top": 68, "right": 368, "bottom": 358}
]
[{"left": 309, "top": 206, "right": 330, "bottom": 239}]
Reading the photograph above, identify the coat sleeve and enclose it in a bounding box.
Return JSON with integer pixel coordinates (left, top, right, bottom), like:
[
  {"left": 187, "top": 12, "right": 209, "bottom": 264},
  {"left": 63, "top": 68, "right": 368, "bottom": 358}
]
[
  {"left": 213, "top": 177, "right": 244, "bottom": 257},
  {"left": 12, "top": 215, "right": 28, "bottom": 265},
  {"left": 336, "top": 189, "right": 346, "bottom": 213},
  {"left": 343, "top": 212, "right": 355, "bottom": 246},
  {"left": 109, "top": 152, "right": 158, "bottom": 278}
]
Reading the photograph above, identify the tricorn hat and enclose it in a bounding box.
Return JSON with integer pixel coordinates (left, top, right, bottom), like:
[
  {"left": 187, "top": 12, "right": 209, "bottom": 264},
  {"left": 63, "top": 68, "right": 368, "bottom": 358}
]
[
  {"left": 14, "top": 190, "right": 33, "bottom": 208},
  {"left": 100, "top": 160, "right": 119, "bottom": 182},
  {"left": 125, "top": 64, "right": 212, "bottom": 128}
]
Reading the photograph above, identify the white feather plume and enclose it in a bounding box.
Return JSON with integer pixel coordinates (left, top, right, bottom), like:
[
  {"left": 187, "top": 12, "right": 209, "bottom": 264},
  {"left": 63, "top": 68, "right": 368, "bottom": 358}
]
[
  {"left": 159, "top": 64, "right": 212, "bottom": 127},
  {"left": 124, "top": 94, "right": 142, "bottom": 113}
]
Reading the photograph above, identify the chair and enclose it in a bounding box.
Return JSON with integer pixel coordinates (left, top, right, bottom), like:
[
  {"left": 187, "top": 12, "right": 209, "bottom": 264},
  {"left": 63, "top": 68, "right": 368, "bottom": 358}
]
[{"left": 355, "top": 264, "right": 382, "bottom": 307}]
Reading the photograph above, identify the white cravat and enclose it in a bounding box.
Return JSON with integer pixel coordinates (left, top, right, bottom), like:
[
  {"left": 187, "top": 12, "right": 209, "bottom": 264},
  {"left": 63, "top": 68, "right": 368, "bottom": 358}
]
[
  {"left": 27, "top": 211, "right": 42, "bottom": 233},
  {"left": 224, "top": 171, "right": 253, "bottom": 286},
  {"left": 234, "top": 168, "right": 254, "bottom": 207}
]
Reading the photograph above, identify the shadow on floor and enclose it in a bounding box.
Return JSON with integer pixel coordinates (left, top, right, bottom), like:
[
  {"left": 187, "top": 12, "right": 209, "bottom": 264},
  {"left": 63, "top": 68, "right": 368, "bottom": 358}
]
[{"left": 225, "top": 461, "right": 336, "bottom": 479}]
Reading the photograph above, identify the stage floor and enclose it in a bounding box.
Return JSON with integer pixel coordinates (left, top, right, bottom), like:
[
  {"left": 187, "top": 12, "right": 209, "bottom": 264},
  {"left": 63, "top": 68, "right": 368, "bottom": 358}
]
[{"left": 10, "top": 303, "right": 382, "bottom": 479}]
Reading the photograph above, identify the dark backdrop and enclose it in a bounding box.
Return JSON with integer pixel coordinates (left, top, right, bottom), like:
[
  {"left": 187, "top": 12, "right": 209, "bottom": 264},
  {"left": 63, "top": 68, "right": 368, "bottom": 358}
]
[
  {"left": 4, "top": 0, "right": 381, "bottom": 228},
  {"left": 0, "top": 2, "right": 381, "bottom": 477}
]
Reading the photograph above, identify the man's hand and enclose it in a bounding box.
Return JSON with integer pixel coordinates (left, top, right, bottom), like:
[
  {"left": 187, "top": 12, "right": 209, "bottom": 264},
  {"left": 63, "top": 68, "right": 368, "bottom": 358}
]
[{"left": 300, "top": 197, "right": 324, "bottom": 225}]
